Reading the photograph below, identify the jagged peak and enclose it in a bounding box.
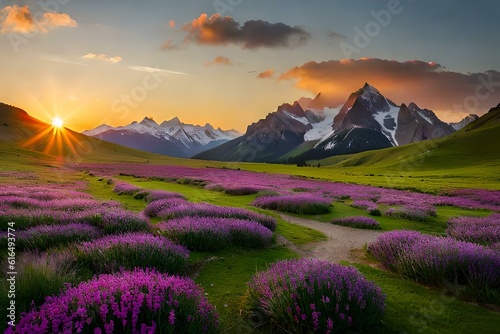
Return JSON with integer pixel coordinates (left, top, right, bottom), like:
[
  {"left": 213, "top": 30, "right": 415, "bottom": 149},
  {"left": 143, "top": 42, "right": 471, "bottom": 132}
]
[
  {"left": 161, "top": 117, "right": 182, "bottom": 127},
  {"left": 357, "top": 82, "right": 381, "bottom": 95},
  {"left": 277, "top": 101, "right": 305, "bottom": 117},
  {"left": 140, "top": 116, "right": 159, "bottom": 125}
]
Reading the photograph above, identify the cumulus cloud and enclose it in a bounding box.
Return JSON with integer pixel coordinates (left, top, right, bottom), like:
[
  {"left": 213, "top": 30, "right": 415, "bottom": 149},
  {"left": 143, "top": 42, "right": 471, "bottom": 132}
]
[
  {"left": 0, "top": 5, "right": 77, "bottom": 34},
  {"left": 206, "top": 56, "right": 233, "bottom": 66},
  {"left": 168, "top": 13, "right": 309, "bottom": 49},
  {"left": 281, "top": 58, "right": 500, "bottom": 118},
  {"left": 257, "top": 69, "right": 275, "bottom": 79},
  {"left": 82, "top": 53, "right": 122, "bottom": 64}
]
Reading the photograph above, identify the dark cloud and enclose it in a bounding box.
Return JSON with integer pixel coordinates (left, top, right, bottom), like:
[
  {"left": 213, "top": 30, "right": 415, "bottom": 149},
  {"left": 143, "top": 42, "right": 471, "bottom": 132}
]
[
  {"left": 281, "top": 58, "right": 500, "bottom": 119},
  {"left": 178, "top": 13, "right": 309, "bottom": 49}
]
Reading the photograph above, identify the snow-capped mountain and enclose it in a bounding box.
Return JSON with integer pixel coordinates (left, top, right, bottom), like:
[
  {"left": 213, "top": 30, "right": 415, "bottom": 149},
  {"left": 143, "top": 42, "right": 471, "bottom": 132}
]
[
  {"left": 196, "top": 83, "right": 457, "bottom": 163},
  {"left": 305, "top": 83, "right": 455, "bottom": 160},
  {"left": 194, "top": 101, "right": 340, "bottom": 162},
  {"left": 82, "top": 117, "right": 241, "bottom": 158}
]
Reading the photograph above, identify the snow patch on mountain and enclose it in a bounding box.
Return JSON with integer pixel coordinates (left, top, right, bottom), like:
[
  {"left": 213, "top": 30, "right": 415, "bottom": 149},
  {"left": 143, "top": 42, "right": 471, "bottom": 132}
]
[
  {"left": 282, "top": 111, "right": 309, "bottom": 125},
  {"left": 373, "top": 105, "right": 400, "bottom": 145},
  {"left": 417, "top": 111, "right": 434, "bottom": 125},
  {"left": 304, "top": 107, "right": 341, "bottom": 141}
]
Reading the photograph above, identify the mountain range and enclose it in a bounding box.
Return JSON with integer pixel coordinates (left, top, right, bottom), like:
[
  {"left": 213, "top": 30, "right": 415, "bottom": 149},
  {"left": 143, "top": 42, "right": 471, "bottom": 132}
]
[
  {"left": 82, "top": 118, "right": 241, "bottom": 158},
  {"left": 194, "top": 83, "right": 478, "bottom": 163}
]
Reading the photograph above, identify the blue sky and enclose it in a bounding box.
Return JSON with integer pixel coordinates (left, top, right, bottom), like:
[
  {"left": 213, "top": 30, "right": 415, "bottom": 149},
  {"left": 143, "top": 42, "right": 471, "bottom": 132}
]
[{"left": 1, "top": 0, "right": 499, "bottom": 131}]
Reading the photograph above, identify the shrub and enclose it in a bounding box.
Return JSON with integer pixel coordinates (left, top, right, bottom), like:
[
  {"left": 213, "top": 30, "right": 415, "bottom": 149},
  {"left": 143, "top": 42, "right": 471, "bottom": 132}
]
[
  {"left": 248, "top": 258, "right": 386, "bottom": 333},
  {"left": 147, "top": 200, "right": 277, "bottom": 231},
  {"left": 446, "top": 214, "right": 500, "bottom": 246},
  {"left": 112, "top": 182, "right": 142, "bottom": 195},
  {"left": 385, "top": 204, "right": 436, "bottom": 222},
  {"left": 134, "top": 190, "right": 186, "bottom": 203},
  {"left": 157, "top": 217, "right": 273, "bottom": 251},
  {"left": 99, "top": 209, "right": 150, "bottom": 234},
  {"left": 144, "top": 198, "right": 189, "bottom": 218},
  {"left": 75, "top": 233, "right": 189, "bottom": 274},
  {"left": 252, "top": 194, "right": 332, "bottom": 215},
  {"left": 369, "top": 230, "right": 500, "bottom": 303},
  {"left": 351, "top": 200, "right": 377, "bottom": 211},
  {"left": 15, "top": 223, "right": 101, "bottom": 250},
  {"left": 331, "top": 216, "right": 380, "bottom": 229},
  {"left": 7, "top": 269, "right": 219, "bottom": 334}
]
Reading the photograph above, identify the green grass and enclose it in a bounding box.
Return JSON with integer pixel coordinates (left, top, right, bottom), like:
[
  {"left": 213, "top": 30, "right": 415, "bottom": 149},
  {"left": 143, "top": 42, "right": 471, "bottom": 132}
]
[
  {"left": 193, "top": 246, "right": 298, "bottom": 333},
  {"left": 283, "top": 201, "right": 492, "bottom": 235},
  {"left": 351, "top": 263, "right": 500, "bottom": 334}
]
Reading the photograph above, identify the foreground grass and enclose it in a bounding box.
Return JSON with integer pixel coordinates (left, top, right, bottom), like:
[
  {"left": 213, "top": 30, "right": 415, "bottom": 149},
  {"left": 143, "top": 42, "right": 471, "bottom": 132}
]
[{"left": 352, "top": 263, "right": 500, "bottom": 334}]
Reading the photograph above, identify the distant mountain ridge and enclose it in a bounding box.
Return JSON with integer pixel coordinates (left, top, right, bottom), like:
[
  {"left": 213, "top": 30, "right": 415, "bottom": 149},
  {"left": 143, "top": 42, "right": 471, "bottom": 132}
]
[
  {"left": 195, "top": 83, "right": 477, "bottom": 163},
  {"left": 82, "top": 117, "right": 241, "bottom": 158}
]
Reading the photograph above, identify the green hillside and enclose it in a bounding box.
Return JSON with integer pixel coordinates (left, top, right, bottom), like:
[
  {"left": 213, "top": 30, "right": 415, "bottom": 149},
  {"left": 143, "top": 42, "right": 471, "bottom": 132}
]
[{"left": 1, "top": 102, "right": 499, "bottom": 192}]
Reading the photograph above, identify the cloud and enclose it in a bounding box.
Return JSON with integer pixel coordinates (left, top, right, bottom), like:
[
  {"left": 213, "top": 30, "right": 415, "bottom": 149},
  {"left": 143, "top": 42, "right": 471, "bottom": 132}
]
[
  {"left": 128, "top": 66, "right": 192, "bottom": 76},
  {"left": 280, "top": 58, "right": 500, "bottom": 118},
  {"left": 82, "top": 53, "right": 122, "bottom": 64},
  {"left": 169, "top": 20, "right": 176, "bottom": 28},
  {"left": 327, "top": 31, "right": 347, "bottom": 41},
  {"left": 0, "top": 5, "right": 77, "bottom": 34},
  {"left": 257, "top": 69, "right": 275, "bottom": 79},
  {"left": 44, "top": 57, "right": 87, "bottom": 66},
  {"left": 206, "top": 56, "right": 233, "bottom": 66},
  {"left": 171, "top": 13, "right": 309, "bottom": 49}
]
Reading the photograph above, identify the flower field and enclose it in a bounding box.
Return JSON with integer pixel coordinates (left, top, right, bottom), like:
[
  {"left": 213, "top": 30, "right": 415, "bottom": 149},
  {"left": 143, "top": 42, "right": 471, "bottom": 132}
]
[{"left": 1, "top": 163, "right": 499, "bottom": 333}]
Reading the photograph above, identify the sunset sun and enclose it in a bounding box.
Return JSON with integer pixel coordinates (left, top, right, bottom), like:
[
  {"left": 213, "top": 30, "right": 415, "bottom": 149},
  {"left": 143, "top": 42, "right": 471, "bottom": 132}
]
[{"left": 52, "top": 117, "right": 64, "bottom": 128}]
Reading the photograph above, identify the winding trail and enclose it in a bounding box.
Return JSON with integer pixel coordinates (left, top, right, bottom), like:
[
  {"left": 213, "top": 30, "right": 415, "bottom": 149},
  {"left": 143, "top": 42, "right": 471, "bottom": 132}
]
[{"left": 278, "top": 214, "right": 383, "bottom": 263}]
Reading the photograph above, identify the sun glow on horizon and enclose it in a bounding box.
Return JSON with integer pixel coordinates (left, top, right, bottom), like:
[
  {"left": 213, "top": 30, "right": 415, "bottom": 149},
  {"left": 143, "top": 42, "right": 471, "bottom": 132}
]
[{"left": 52, "top": 117, "right": 64, "bottom": 128}]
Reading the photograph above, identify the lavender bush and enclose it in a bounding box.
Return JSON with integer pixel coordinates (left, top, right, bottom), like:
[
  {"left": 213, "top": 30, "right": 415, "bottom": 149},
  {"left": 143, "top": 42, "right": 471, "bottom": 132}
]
[
  {"left": 134, "top": 189, "right": 186, "bottom": 203},
  {"left": 385, "top": 204, "right": 436, "bottom": 222},
  {"left": 15, "top": 223, "right": 101, "bottom": 250},
  {"left": 75, "top": 233, "right": 189, "bottom": 274},
  {"left": 331, "top": 216, "right": 381, "bottom": 229},
  {"left": 248, "top": 258, "right": 386, "bottom": 333},
  {"left": 157, "top": 217, "right": 273, "bottom": 251},
  {"left": 446, "top": 214, "right": 500, "bottom": 246},
  {"left": 252, "top": 194, "right": 332, "bottom": 215},
  {"left": 146, "top": 200, "right": 277, "bottom": 231},
  {"left": 144, "top": 198, "right": 189, "bottom": 217},
  {"left": 113, "top": 182, "right": 142, "bottom": 195},
  {"left": 351, "top": 200, "right": 381, "bottom": 216},
  {"left": 7, "top": 269, "right": 219, "bottom": 334},
  {"left": 98, "top": 209, "right": 150, "bottom": 234},
  {"left": 369, "top": 230, "right": 500, "bottom": 303}
]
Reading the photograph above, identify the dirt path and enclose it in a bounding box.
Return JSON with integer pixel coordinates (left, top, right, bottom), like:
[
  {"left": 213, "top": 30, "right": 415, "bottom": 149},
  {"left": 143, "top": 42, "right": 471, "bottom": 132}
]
[{"left": 278, "top": 214, "right": 383, "bottom": 263}]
